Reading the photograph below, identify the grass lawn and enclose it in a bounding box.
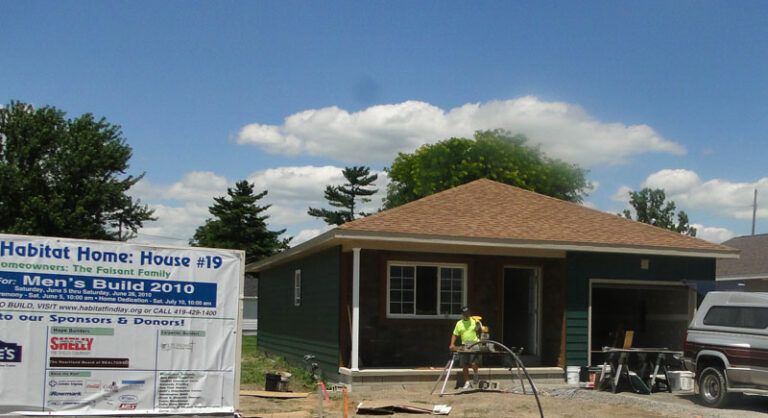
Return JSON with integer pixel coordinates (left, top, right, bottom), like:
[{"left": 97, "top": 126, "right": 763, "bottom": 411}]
[{"left": 240, "top": 335, "right": 316, "bottom": 391}]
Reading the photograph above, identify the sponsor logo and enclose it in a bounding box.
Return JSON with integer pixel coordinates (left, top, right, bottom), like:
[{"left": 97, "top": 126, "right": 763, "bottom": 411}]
[
  {"left": 85, "top": 380, "right": 101, "bottom": 392},
  {"left": 48, "top": 379, "right": 84, "bottom": 388},
  {"left": 49, "top": 390, "right": 82, "bottom": 397},
  {"left": 0, "top": 340, "right": 22, "bottom": 363},
  {"left": 119, "top": 403, "right": 137, "bottom": 410},
  {"left": 160, "top": 342, "right": 194, "bottom": 351},
  {"left": 119, "top": 395, "right": 138, "bottom": 403},
  {"left": 49, "top": 337, "right": 93, "bottom": 351},
  {"left": 103, "top": 381, "right": 119, "bottom": 392}
]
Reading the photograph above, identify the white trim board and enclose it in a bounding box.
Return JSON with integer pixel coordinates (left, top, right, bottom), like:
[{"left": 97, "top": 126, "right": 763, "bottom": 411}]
[{"left": 247, "top": 229, "right": 738, "bottom": 272}]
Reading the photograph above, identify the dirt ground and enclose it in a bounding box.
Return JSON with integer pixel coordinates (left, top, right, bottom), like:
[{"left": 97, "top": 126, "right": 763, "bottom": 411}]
[{"left": 237, "top": 382, "right": 768, "bottom": 417}]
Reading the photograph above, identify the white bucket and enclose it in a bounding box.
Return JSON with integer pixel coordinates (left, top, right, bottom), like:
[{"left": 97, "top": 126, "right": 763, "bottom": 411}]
[
  {"left": 667, "top": 371, "right": 694, "bottom": 392},
  {"left": 566, "top": 366, "right": 581, "bottom": 385}
]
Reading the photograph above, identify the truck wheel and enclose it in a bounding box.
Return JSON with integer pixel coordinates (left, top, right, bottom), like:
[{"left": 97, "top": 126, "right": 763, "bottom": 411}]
[{"left": 698, "top": 366, "right": 731, "bottom": 408}]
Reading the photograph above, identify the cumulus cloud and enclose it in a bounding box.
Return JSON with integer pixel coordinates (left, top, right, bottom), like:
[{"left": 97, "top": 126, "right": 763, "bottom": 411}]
[
  {"left": 131, "top": 166, "right": 387, "bottom": 246},
  {"left": 691, "top": 224, "right": 736, "bottom": 244},
  {"left": 248, "top": 165, "right": 388, "bottom": 221},
  {"left": 292, "top": 226, "right": 334, "bottom": 245},
  {"left": 237, "top": 97, "right": 685, "bottom": 167},
  {"left": 639, "top": 169, "right": 768, "bottom": 220},
  {"left": 132, "top": 171, "right": 229, "bottom": 204}
]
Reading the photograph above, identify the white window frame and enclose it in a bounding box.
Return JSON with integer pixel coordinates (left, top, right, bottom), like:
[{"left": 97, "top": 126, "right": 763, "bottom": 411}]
[
  {"left": 293, "top": 269, "right": 301, "bottom": 306},
  {"left": 386, "top": 261, "right": 468, "bottom": 319}
]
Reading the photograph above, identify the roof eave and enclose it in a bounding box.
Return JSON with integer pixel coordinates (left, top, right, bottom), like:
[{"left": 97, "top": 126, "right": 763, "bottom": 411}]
[
  {"left": 247, "top": 229, "right": 738, "bottom": 272},
  {"left": 246, "top": 228, "right": 339, "bottom": 273},
  {"left": 334, "top": 230, "right": 740, "bottom": 259}
]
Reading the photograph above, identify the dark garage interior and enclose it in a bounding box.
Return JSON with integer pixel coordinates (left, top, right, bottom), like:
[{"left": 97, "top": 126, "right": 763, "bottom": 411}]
[{"left": 590, "top": 283, "right": 692, "bottom": 365}]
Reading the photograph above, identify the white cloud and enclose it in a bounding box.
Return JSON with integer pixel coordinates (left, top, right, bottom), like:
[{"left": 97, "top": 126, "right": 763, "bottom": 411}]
[
  {"left": 611, "top": 185, "right": 633, "bottom": 203},
  {"left": 133, "top": 171, "right": 228, "bottom": 204},
  {"left": 637, "top": 169, "right": 768, "bottom": 220},
  {"left": 291, "top": 226, "right": 333, "bottom": 246},
  {"left": 131, "top": 166, "right": 388, "bottom": 245},
  {"left": 643, "top": 169, "right": 701, "bottom": 195},
  {"left": 691, "top": 224, "right": 736, "bottom": 244},
  {"left": 237, "top": 97, "right": 685, "bottom": 167}
]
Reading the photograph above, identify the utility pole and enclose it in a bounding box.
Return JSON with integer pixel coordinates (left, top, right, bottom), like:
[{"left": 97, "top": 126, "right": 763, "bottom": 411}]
[{"left": 752, "top": 189, "right": 758, "bottom": 236}]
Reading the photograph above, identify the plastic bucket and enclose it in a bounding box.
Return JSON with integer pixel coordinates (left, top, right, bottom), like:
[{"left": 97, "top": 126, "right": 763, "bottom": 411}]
[
  {"left": 667, "top": 371, "right": 694, "bottom": 392},
  {"left": 566, "top": 366, "right": 580, "bottom": 385},
  {"left": 265, "top": 373, "right": 281, "bottom": 391}
]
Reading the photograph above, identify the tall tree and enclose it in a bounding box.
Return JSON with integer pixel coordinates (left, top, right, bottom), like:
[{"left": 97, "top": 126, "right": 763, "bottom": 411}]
[
  {"left": 191, "top": 181, "right": 290, "bottom": 263},
  {"left": 384, "top": 129, "right": 589, "bottom": 208},
  {"left": 0, "top": 101, "right": 154, "bottom": 240},
  {"left": 621, "top": 188, "right": 697, "bottom": 237},
  {"left": 308, "top": 166, "right": 379, "bottom": 225}
]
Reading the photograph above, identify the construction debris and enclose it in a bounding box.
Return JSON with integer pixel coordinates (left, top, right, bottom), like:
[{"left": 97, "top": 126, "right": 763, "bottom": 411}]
[{"left": 356, "top": 400, "right": 452, "bottom": 415}]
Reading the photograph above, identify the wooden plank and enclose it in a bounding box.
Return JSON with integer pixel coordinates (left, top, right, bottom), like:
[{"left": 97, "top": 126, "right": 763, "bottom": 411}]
[{"left": 240, "top": 390, "right": 311, "bottom": 399}]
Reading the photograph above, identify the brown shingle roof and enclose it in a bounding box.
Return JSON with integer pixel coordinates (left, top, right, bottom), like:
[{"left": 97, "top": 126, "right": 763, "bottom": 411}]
[
  {"left": 717, "top": 234, "right": 768, "bottom": 277},
  {"left": 339, "top": 179, "right": 736, "bottom": 254}
]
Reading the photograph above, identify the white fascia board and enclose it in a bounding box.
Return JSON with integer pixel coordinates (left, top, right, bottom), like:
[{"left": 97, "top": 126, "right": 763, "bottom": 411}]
[
  {"left": 333, "top": 231, "right": 740, "bottom": 260},
  {"left": 717, "top": 274, "right": 768, "bottom": 282},
  {"left": 247, "top": 229, "right": 738, "bottom": 272}
]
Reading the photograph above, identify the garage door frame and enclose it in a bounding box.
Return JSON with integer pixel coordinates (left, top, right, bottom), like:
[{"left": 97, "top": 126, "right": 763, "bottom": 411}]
[{"left": 587, "top": 278, "right": 697, "bottom": 365}]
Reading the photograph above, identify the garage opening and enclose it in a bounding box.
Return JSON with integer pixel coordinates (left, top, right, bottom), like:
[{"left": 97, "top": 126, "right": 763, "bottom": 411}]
[{"left": 590, "top": 281, "right": 694, "bottom": 365}]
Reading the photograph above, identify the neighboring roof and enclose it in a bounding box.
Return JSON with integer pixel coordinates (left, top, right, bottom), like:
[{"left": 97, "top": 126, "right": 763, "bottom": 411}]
[
  {"left": 249, "top": 179, "right": 737, "bottom": 272},
  {"left": 717, "top": 234, "right": 768, "bottom": 279}
]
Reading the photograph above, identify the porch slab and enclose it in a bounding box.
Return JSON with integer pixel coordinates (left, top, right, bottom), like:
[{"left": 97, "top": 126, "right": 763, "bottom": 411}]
[{"left": 337, "top": 366, "right": 564, "bottom": 387}]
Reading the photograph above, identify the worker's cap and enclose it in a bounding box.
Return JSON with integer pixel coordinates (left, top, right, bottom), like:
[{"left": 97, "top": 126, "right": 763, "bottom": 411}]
[{"left": 460, "top": 306, "right": 471, "bottom": 315}]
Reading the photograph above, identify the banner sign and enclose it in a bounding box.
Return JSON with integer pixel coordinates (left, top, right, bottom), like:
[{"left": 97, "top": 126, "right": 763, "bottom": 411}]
[{"left": 0, "top": 234, "right": 244, "bottom": 416}]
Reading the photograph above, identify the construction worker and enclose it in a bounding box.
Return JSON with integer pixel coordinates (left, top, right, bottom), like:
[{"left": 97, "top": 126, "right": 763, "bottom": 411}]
[{"left": 449, "top": 306, "right": 481, "bottom": 389}]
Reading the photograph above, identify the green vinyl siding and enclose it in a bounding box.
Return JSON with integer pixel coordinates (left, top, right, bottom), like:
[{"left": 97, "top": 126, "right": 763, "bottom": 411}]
[
  {"left": 258, "top": 246, "right": 341, "bottom": 377},
  {"left": 565, "top": 251, "right": 715, "bottom": 366}
]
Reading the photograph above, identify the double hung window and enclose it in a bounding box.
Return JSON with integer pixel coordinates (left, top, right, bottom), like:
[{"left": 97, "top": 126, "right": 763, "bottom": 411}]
[{"left": 387, "top": 262, "right": 466, "bottom": 318}]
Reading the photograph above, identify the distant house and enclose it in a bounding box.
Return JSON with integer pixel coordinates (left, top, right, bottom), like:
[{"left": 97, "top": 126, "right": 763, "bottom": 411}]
[
  {"left": 247, "top": 179, "right": 737, "bottom": 383},
  {"left": 717, "top": 234, "right": 768, "bottom": 291}
]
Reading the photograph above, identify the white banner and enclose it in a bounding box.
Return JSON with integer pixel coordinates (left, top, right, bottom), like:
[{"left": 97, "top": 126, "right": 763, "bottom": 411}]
[{"left": 0, "top": 233, "right": 243, "bottom": 416}]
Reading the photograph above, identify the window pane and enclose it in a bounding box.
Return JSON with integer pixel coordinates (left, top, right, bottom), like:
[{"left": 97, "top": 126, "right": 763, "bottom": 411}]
[
  {"left": 704, "top": 306, "right": 768, "bottom": 329},
  {"left": 416, "top": 266, "right": 438, "bottom": 315},
  {"left": 742, "top": 307, "right": 768, "bottom": 328},
  {"left": 403, "top": 290, "right": 414, "bottom": 302},
  {"left": 390, "top": 303, "right": 401, "bottom": 314},
  {"left": 243, "top": 299, "right": 258, "bottom": 319},
  {"left": 404, "top": 302, "right": 415, "bottom": 314},
  {"left": 403, "top": 278, "right": 414, "bottom": 289},
  {"left": 403, "top": 266, "right": 415, "bottom": 278},
  {"left": 391, "top": 290, "right": 401, "bottom": 302},
  {"left": 391, "top": 277, "right": 401, "bottom": 290},
  {"left": 391, "top": 266, "right": 401, "bottom": 277}
]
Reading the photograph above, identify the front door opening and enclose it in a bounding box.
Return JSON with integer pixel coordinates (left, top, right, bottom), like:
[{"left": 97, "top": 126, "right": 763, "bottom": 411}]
[{"left": 503, "top": 267, "right": 540, "bottom": 358}]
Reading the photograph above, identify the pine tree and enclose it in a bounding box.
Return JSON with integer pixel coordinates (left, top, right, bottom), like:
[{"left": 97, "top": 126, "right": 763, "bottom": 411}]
[
  {"left": 308, "top": 166, "right": 379, "bottom": 226},
  {"left": 191, "top": 181, "right": 290, "bottom": 263}
]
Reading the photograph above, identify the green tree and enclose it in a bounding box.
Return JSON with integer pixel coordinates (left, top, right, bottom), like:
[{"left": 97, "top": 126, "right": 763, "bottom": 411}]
[
  {"left": 0, "top": 101, "right": 154, "bottom": 240},
  {"left": 191, "top": 180, "right": 290, "bottom": 263},
  {"left": 621, "top": 188, "right": 697, "bottom": 237},
  {"left": 384, "top": 129, "right": 589, "bottom": 208},
  {"left": 308, "top": 166, "right": 379, "bottom": 225}
]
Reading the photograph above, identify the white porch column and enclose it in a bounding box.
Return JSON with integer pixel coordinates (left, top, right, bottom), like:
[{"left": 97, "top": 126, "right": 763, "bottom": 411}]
[{"left": 351, "top": 247, "right": 361, "bottom": 371}]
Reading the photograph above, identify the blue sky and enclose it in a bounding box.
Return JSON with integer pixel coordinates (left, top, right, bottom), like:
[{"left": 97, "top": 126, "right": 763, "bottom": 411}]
[{"left": 3, "top": 1, "right": 768, "bottom": 245}]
